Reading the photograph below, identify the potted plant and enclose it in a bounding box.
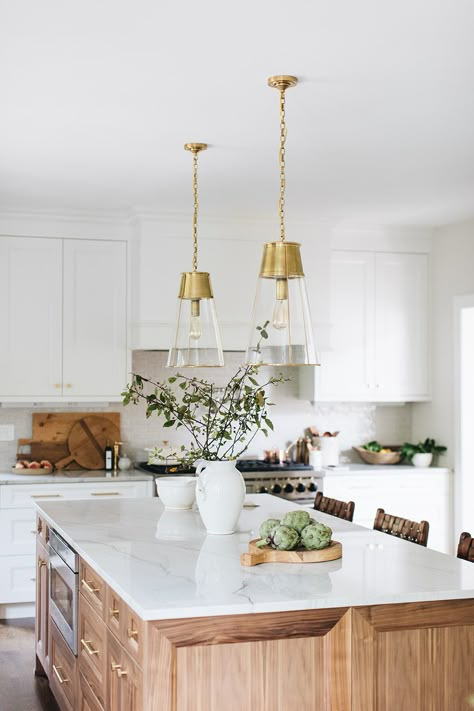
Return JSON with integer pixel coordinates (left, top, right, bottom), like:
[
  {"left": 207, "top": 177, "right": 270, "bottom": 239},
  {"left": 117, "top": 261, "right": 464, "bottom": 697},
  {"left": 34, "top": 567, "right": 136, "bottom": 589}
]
[
  {"left": 122, "top": 362, "right": 285, "bottom": 534},
  {"left": 400, "top": 438, "right": 447, "bottom": 468}
]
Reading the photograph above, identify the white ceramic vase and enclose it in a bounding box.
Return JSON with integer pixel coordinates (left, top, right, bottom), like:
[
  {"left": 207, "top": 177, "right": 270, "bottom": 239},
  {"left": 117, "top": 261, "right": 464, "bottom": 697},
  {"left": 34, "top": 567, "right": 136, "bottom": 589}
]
[
  {"left": 412, "top": 452, "right": 433, "bottom": 468},
  {"left": 195, "top": 460, "right": 246, "bottom": 535}
]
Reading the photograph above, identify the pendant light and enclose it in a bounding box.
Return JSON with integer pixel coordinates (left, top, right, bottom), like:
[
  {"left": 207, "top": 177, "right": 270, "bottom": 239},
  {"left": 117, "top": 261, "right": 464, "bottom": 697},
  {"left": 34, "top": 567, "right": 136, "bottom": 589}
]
[
  {"left": 167, "top": 143, "right": 224, "bottom": 368},
  {"left": 245, "top": 76, "right": 319, "bottom": 366}
]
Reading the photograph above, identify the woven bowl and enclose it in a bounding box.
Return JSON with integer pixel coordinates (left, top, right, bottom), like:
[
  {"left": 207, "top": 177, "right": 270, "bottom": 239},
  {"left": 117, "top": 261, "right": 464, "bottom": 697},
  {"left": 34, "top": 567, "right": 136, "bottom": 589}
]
[{"left": 353, "top": 446, "right": 402, "bottom": 465}]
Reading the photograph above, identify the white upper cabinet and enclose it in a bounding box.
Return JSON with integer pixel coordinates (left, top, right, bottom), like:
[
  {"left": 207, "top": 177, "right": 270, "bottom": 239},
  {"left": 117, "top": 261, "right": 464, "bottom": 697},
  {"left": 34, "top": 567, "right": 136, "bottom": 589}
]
[
  {"left": 0, "top": 237, "right": 128, "bottom": 401},
  {"left": 0, "top": 237, "right": 63, "bottom": 398},
  {"left": 300, "top": 249, "right": 430, "bottom": 402},
  {"left": 63, "top": 240, "right": 127, "bottom": 399}
]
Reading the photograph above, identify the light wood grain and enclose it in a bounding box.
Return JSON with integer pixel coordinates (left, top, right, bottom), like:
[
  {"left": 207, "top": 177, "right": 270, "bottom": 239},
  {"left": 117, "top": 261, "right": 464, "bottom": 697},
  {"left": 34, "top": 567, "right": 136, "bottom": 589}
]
[
  {"left": 78, "top": 594, "right": 107, "bottom": 709},
  {"left": 240, "top": 538, "right": 342, "bottom": 566},
  {"left": 33, "top": 412, "right": 120, "bottom": 442},
  {"left": 56, "top": 415, "right": 120, "bottom": 470}
]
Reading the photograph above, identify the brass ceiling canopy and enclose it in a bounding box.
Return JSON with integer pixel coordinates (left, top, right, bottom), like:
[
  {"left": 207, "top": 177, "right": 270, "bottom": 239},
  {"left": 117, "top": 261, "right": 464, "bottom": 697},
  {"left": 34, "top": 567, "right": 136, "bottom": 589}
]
[
  {"left": 245, "top": 74, "right": 318, "bottom": 367},
  {"left": 184, "top": 142, "right": 208, "bottom": 154}
]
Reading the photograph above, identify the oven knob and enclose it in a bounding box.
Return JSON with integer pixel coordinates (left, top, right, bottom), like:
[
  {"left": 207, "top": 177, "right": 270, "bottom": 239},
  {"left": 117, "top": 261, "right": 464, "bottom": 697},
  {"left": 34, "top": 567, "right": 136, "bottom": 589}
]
[
  {"left": 284, "top": 483, "right": 294, "bottom": 494},
  {"left": 259, "top": 486, "right": 268, "bottom": 494},
  {"left": 308, "top": 481, "right": 317, "bottom": 492},
  {"left": 296, "top": 482, "right": 306, "bottom": 493},
  {"left": 272, "top": 483, "right": 282, "bottom": 494}
]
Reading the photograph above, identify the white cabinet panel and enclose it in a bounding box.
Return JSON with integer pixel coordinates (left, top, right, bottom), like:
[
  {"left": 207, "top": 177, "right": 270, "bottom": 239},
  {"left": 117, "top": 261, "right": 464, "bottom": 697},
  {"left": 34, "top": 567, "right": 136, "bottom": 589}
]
[
  {"left": 300, "top": 250, "right": 430, "bottom": 402},
  {"left": 0, "top": 508, "right": 36, "bottom": 555},
  {"left": 63, "top": 240, "right": 127, "bottom": 398},
  {"left": 0, "top": 480, "right": 152, "bottom": 509},
  {"left": 0, "top": 554, "right": 36, "bottom": 603},
  {"left": 0, "top": 237, "right": 63, "bottom": 397}
]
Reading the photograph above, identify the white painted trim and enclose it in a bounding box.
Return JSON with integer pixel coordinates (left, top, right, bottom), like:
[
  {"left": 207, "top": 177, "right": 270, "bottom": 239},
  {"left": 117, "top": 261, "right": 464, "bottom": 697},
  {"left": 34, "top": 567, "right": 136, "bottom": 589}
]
[
  {"left": 0, "top": 602, "right": 35, "bottom": 619},
  {"left": 453, "top": 294, "right": 474, "bottom": 545}
]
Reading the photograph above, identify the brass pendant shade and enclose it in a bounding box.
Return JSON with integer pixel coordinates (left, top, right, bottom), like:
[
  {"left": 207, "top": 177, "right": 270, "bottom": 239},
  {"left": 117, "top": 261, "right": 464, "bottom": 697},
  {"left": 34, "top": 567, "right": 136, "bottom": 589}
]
[
  {"left": 245, "top": 76, "right": 319, "bottom": 367},
  {"left": 167, "top": 144, "right": 224, "bottom": 368}
]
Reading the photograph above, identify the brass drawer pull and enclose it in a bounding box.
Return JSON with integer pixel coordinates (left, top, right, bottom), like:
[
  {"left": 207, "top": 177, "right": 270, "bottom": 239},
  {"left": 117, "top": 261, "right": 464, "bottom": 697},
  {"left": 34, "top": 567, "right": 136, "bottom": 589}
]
[
  {"left": 81, "top": 638, "right": 99, "bottom": 656},
  {"left": 109, "top": 607, "right": 120, "bottom": 618},
  {"left": 117, "top": 668, "right": 128, "bottom": 678},
  {"left": 81, "top": 579, "right": 100, "bottom": 594},
  {"left": 31, "top": 494, "right": 62, "bottom": 499},
  {"left": 53, "top": 664, "right": 69, "bottom": 684},
  {"left": 90, "top": 492, "right": 121, "bottom": 496},
  {"left": 127, "top": 627, "right": 138, "bottom": 640},
  {"left": 111, "top": 662, "right": 121, "bottom": 673},
  {"left": 38, "top": 559, "right": 47, "bottom": 569}
]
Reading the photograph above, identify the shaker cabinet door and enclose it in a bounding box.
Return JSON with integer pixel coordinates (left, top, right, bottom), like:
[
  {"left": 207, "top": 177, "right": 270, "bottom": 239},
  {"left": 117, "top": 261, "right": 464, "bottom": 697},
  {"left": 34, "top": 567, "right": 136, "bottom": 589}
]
[
  {"left": 0, "top": 236, "right": 63, "bottom": 398},
  {"left": 63, "top": 239, "right": 127, "bottom": 399}
]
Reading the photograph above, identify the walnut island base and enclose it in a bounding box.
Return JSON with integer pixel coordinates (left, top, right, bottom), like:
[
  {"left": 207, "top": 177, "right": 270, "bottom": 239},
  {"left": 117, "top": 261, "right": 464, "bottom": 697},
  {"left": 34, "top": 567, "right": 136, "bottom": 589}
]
[{"left": 34, "top": 495, "right": 474, "bottom": 711}]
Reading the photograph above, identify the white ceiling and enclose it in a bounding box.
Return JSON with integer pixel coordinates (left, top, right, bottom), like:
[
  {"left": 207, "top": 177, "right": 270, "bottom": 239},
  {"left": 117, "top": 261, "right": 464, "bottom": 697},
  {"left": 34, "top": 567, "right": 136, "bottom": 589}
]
[{"left": 2, "top": 0, "right": 474, "bottom": 226}]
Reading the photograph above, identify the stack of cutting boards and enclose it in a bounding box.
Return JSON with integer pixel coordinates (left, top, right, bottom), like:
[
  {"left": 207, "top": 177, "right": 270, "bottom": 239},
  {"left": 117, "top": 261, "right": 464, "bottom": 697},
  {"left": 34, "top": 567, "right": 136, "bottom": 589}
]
[{"left": 19, "top": 413, "right": 121, "bottom": 470}]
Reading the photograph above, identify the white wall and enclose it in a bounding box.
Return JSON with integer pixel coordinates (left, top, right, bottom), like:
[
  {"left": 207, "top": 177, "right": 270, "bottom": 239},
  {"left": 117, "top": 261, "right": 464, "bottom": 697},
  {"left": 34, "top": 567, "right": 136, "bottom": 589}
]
[{"left": 412, "top": 217, "right": 474, "bottom": 468}]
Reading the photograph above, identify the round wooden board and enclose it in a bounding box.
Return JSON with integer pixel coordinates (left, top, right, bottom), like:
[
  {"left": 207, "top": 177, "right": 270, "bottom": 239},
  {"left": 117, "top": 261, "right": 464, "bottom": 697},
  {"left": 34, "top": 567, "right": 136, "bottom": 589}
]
[
  {"left": 56, "top": 416, "right": 120, "bottom": 470},
  {"left": 240, "top": 539, "right": 342, "bottom": 567}
]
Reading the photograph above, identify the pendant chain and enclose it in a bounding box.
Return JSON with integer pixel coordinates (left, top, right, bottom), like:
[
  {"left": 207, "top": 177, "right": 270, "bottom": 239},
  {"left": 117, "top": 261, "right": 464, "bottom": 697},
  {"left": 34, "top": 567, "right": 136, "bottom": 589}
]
[
  {"left": 192, "top": 151, "right": 199, "bottom": 271},
  {"left": 279, "top": 89, "right": 287, "bottom": 242}
]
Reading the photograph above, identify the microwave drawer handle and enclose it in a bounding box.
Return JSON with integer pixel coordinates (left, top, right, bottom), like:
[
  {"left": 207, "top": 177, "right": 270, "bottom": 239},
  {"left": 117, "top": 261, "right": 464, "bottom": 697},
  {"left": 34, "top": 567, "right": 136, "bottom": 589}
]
[
  {"left": 81, "top": 579, "right": 100, "bottom": 594},
  {"left": 81, "top": 638, "right": 99, "bottom": 656},
  {"left": 52, "top": 664, "right": 69, "bottom": 684}
]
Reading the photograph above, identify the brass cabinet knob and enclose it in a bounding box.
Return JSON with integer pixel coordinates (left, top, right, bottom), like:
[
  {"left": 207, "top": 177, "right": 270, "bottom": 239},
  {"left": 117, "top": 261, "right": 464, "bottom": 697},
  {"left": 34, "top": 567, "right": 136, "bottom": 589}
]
[
  {"left": 54, "top": 383, "right": 61, "bottom": 389},
  {"left": 127, "top": 627, "right": 138, "bottom": 639},
  {"left": 109, "top": 608, "right": 120, "bottom": 619},
  {"left": 65, "top": 383, "right": 72, "bottom": 388}
]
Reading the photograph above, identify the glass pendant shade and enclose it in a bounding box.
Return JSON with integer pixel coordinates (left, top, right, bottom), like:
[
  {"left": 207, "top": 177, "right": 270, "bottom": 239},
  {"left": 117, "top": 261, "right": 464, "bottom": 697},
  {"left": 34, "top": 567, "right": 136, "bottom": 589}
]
[
  {"left": 167, "top": 271, "right": 224, "bottom": 368},
  {"left": 245, "top": 241, "right": 319, "bottom": 366}
]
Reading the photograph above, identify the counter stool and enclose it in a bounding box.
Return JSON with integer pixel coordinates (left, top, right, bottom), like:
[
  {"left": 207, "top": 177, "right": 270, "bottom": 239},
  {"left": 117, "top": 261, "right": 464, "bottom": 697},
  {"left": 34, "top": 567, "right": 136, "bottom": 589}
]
[
  {"left": 373, "top": 507, "right": 429, "bottom": 547},
  {"left": 457, "top": 532, "right": 474, "bottom": 562},
  {"left": 314, "top": 492, "right": 355, "bottom": 522}
]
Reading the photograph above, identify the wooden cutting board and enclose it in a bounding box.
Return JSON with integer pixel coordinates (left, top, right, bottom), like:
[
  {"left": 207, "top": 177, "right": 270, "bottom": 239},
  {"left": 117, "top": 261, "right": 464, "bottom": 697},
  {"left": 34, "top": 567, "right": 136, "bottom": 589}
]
[
  {"left": 240, "top": 539, "right": 342, "bottom": 567},
  {"left": 33, "top": 412, "right": 120, "bottom": 442},
  {"left": 55, "top": 415, "right": 121, "bottom": 470}
]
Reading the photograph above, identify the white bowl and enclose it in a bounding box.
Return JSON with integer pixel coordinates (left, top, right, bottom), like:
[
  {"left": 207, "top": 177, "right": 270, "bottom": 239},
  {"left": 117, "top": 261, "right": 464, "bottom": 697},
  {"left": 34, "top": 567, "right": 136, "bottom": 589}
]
[{"left": 155, "top": 476, "right": 196, "bottom": 509}]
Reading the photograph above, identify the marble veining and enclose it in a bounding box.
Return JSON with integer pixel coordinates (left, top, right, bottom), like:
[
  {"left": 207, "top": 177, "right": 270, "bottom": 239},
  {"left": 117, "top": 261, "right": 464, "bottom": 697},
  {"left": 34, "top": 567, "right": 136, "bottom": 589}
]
[{"left": 35, "top": 495, "right": 474, "bottom": 621}]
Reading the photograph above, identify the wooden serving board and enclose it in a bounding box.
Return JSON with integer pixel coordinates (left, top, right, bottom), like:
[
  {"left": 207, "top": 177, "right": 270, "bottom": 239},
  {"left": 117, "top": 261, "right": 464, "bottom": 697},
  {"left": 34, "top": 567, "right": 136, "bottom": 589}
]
[
  {"left": 240, "top": 539, "right": 342, "bottom": 567},
  {"left": 32, "top": 412, "right": 120, "bottom": 442},
  {"left": 55, "top": 415, "right": 121, "bottom": 470}
]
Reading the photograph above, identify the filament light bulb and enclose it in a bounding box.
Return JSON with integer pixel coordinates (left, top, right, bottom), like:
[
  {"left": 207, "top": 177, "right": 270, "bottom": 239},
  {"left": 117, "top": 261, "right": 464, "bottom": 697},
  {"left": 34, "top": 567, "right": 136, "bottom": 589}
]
[
  {"left": 190, "top": 299, "right": 201, "bottom": 340},
  {"left": 272, "top": 278, "right": 289, "bottom": 330}
]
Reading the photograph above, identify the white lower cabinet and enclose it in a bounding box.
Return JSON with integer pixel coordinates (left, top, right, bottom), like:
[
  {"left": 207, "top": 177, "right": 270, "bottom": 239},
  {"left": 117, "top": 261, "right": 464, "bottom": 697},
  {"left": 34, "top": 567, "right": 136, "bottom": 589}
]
[
  {"left": 0, "top": 479, "right": 153, "bottom": 607},
  {"left": 319, "top": 469, "right": 452, "bottom": 553}
]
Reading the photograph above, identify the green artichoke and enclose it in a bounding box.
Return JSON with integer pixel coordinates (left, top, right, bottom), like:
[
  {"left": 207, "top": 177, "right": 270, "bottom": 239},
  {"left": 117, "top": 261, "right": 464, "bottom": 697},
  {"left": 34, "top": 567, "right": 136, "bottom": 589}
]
[
  {"left": 268, "top": 524, "right": 300, "bottom": 551},
  {"left": 300, "top": 521, "right": 333, "bottom": 550},
  {"left": 280, "top": 509, "right": 312, "bottom": 533},
  {"left": 259, "top": 518, "right": 281, "bottom": 540}
]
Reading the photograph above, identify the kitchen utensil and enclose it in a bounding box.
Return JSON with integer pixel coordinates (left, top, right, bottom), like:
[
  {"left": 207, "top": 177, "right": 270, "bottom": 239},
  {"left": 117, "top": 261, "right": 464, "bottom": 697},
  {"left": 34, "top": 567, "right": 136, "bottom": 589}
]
[
  {"left": 240, "top": 538, "right": 342, "bottom": 566},
  {"left": 353, "top": 446, "right": 401, "bottom": 465},
  {"left": 55, "top": 416, "right": 121, "bottom": 470}
]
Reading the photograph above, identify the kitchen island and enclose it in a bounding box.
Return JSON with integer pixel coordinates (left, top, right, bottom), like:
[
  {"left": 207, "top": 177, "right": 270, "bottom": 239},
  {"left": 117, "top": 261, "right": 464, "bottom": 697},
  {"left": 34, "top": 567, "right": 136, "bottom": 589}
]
[{"left": 35, "top": 494, "right": 474, "bottom": 711}]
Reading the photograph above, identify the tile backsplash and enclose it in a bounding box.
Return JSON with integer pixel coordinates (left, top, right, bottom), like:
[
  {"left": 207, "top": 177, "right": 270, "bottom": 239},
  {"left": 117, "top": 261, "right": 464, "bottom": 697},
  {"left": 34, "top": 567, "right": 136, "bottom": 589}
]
[{"left": 0, "top": 351, "right": 412, "bottom": 469}]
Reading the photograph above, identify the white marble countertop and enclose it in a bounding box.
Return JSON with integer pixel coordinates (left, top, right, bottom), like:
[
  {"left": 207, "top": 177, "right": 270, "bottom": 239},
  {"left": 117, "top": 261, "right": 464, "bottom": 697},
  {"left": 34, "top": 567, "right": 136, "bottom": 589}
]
[
  {"left": 0, "top": 470, "right": 154, "bottom": 484},
  {"left": 316, "top": 464, "right": 451, "bottom": 476},
  {"left": 35, "top": 494, "right": 474, "bottom": 621}
]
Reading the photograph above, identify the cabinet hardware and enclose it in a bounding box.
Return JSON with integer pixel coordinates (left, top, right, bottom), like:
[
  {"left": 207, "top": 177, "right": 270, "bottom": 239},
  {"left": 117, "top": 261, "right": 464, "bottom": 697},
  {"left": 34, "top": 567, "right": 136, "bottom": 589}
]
[
  {"left": 37, "top": 519, "right": 43, "bottom": 533},
  {"left": 38, "top": 559, "right": 47, "bottom": 569},
  {"left": 111, "top": 662, "right": 121, "bottom": 673},
  {"left": 117, "top": 668, "right": 128, "bottom": 678},
  {"left": 30, "top": 530, "right": 37, "bottom": 534},
  {"left": 81, "top": 638, "right": 99, "bottom": 656},
  {"left": 81, "top": 579, "right": 100, "bottom": 594},
  {"left": 65, "top": 383, "right": 72, "bottom": 388},
  {"left": 127, "top": 627, "right": 138, "bottom": 640},
  {"left": 53, "top": 664, "right": 69, "bottom": 684},
  {"left": 109, "top": 608, "right": 120, "bottom": 618},
  {"left": 31, "top": 494, "right": 62, "bottom": 499},
  {"left": 91, "top": 492, "right": 121, "bottom": 497},
  {"left": 54, "top": 383, "right": 61, "bottom": 389},
  {"left": 30, "top": 577, "right": 36, "bottom": 582}
]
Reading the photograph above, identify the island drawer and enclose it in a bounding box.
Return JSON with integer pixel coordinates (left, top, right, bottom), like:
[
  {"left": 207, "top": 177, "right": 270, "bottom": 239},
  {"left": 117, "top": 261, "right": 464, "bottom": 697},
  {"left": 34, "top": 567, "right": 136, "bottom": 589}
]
[
  {"left": 122, "top": 602, "right": 144, "bottom": 668},
  {"left": 50, "top": 620, "right": 77, "bottom": 711},
  {"left": 80, "top": 559, "right": 106, "bottom": 619},
  {"left": 78, "top": 672, "right": 104, "bottom": 711},
  {"left": 78, "top": 595, "right": 107, "bottom": 709},
  {"left": 105, "top": 586, "right": 123, "bottom": 640}
]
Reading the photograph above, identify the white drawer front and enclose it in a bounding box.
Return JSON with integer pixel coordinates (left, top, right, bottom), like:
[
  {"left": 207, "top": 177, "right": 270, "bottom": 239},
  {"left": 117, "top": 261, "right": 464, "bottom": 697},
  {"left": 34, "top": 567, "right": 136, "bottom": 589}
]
[
  {"left": 0, "top": 480, "right": 151, "bottom": 509},
  {"left": 0, "top": 508, "right": 36, "bottom": 555},
  {"left": 0, "top": 554, "right": 36, "bottom": 603}
]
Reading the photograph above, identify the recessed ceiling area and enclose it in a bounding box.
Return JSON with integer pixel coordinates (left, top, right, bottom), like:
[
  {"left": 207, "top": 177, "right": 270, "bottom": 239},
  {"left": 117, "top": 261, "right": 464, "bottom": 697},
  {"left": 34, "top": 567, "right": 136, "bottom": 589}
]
[{"left": 2, "top": 0, "right": 474, "bottom": 226}]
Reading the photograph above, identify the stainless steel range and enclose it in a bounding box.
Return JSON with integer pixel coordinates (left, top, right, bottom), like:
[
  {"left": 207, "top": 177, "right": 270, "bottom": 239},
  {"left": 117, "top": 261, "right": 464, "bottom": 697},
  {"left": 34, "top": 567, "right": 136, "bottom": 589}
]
[{"left": 138, "top": 460, "right": 320, "bottom": 505}]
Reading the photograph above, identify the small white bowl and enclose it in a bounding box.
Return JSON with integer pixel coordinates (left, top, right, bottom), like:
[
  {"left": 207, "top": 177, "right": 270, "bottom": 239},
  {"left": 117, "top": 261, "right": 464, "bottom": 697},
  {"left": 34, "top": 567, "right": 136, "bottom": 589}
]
[{"left": 155, "top": 476, "right": 196, "bottom": 509}]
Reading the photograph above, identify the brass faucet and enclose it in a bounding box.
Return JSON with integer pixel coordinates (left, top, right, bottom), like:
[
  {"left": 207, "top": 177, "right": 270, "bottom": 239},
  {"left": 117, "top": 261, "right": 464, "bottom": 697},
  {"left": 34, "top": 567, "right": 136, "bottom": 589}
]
[{"left": 113, "top": 441, "right": 123, "bottom": 473}]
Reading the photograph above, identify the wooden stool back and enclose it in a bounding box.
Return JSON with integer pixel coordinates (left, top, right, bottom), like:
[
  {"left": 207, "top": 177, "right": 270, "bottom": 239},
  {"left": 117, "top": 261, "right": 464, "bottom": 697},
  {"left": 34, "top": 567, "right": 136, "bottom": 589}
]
[
  {"left": 314, "top": 492, "right": 355, "bottom": 522},
  {"left": 457, "top": 532, "right": 474, "bottom": 562},
  {"left": 373, "top": 507, "right": 429, "bottom": 546}
]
